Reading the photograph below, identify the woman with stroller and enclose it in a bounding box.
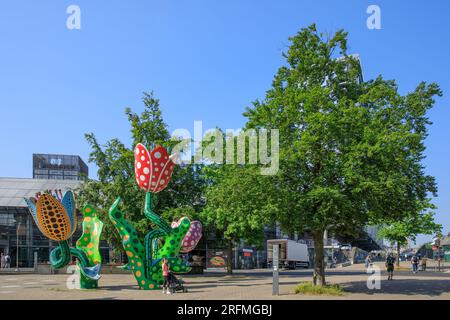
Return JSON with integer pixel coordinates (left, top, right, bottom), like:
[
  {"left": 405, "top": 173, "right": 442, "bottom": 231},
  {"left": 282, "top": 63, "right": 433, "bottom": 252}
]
[{"left": 162, "top": 258, "right": 172, "bottom": 295}]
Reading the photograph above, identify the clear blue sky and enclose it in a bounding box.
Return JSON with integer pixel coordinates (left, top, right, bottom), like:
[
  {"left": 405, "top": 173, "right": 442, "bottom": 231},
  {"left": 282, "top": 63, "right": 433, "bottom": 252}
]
[{"left": 0, "top": 0, "right": 449, "bottom": 245}]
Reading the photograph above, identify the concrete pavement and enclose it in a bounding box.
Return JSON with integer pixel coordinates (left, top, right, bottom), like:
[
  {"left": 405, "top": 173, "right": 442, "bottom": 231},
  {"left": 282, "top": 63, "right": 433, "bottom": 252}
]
[{"left": 0, "top": 262, "right": 449, "bottom": 300}]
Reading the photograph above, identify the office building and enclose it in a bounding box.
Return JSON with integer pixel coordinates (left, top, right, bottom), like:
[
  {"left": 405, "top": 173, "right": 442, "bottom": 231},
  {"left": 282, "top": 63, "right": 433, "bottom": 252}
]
[{"left": 33, "top": 154, "right": 88, "bottom": 180}]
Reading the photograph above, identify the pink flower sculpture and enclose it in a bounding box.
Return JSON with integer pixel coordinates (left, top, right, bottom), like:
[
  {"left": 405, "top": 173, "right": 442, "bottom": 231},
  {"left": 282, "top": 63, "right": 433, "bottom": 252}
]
[{"left": 171, "top": 219, "right": 203, "bottom": 253}]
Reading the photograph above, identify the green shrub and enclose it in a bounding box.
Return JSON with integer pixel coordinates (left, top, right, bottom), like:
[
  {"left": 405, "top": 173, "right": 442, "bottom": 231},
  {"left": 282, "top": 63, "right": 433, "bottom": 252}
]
[{"left": 294, "top": 282, "right": 344, "bottom": 296}]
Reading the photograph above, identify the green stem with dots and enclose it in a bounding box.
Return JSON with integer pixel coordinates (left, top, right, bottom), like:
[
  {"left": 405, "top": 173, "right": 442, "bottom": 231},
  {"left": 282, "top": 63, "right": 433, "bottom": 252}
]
[
  {"left": 48, "top": 207, "right": 103, "bottom": 289},
  {"left": 109, "top": 196, "right": 192, "bottom": 290},
  {"left": 143, "top": 192, "right": 171, "bottom": 278}
]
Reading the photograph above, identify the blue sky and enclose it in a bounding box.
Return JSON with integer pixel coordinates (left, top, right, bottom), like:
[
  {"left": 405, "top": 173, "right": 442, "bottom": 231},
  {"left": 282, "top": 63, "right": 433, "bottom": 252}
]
[{"left": 0, "top": 0, "right": 449, "bottom": 245}]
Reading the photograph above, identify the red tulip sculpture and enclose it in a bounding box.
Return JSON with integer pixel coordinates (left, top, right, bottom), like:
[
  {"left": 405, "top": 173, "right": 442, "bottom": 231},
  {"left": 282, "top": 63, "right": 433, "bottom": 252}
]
[
  {"left": 109, "top": 143, "right": 198, "bottom": 289},
  {"left": 134, "top": 143, "right": 176, "bottom": 193}
]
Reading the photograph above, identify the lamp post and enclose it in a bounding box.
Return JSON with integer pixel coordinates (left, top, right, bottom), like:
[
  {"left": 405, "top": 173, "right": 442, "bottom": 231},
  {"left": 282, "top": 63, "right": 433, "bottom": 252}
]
[{"left": 15, "top": 222, "right": 21, "bottom": 272}]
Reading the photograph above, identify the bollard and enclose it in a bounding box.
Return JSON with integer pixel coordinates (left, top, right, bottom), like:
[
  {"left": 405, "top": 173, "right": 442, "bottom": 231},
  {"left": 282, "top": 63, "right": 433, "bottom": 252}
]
[{"left": 272, "top": 244, "right": 279, "bottom": 296}]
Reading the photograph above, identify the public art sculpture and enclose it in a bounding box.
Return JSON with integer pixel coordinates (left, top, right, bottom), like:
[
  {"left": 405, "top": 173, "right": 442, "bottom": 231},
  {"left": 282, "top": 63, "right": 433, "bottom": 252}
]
[
  {"left": 108, "top": 143, "right": 202, "bottom": 290},
  {"left": 24, "top": 190, "right": 103, "bottom": 289}
]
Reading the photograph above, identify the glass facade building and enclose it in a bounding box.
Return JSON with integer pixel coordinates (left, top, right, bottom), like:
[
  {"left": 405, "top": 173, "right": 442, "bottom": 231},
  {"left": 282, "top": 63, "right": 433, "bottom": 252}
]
[
  {"left": 0, "top": 178, "right": 110, "bottom": 268},
  {"left": 33, "top": 154, "right": 89, "bottom": 180}
]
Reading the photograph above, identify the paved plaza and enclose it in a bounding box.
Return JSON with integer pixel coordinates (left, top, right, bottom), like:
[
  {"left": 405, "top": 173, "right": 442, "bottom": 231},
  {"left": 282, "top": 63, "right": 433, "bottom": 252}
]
[{"left": 0, "top": 262, "right": 449, "bottom": 300}]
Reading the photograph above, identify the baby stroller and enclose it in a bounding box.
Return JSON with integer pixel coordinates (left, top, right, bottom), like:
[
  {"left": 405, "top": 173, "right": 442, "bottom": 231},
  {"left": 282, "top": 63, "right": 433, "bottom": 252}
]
[{"left": 168, "top": 273, "right": 188, "bottom": 293}]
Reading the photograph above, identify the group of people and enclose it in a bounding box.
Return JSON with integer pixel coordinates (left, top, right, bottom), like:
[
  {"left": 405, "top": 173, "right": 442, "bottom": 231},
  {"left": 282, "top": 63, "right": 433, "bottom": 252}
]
[
  {"left": 0, "top": 253, "right": 11, "bottom": 269},
  {"left": 365, "top": 252, "right": 428, "bottom": 280},
  {"left": 411, "top": 254, "right": 427, "bottom": 273},
  {"left": 384, "top": 252, "right": 428, "bottom": 280}
]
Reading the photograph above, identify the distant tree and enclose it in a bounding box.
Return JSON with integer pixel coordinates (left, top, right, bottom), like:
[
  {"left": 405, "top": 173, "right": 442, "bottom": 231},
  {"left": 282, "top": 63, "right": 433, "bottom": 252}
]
[{"left": 379, "top": 212, "right": 442, "bottom": 266}]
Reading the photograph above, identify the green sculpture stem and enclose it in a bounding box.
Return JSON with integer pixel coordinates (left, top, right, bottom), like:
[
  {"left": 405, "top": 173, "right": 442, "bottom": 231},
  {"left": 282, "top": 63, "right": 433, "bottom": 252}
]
[
  {"left": 144, "top": 193, "right": 171, "bottom": 233},
  {"left": 109, "top": 197, "right": 158, "bottom": 289},
  {"left": 69, "top": 247, "right": 90, "bottom": 269},
  {"left": 49, "top": 241, "right": 98, "bottom": 288},
  {"left": 143, "top": 192, "right": 173, "bottom": 277},
  {"left": 70, "top": 247, "right": 98, "bottom": 289},
  {"left": 109, "top": 196, "right": 191, "bottom": 290},
  {"left": 144, "top": 229, "right": 165, "bottom": 277},
  {"left": 50, "top": 240, "right": 71, "bottom": 269}
]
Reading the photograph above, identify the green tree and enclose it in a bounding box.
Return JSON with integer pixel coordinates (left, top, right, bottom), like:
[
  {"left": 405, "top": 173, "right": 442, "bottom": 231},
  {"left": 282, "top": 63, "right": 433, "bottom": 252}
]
[
  {"left": 201, "top": 164, "right": 278, "bottom": 274},
  {"left": 77, "top": 92, "right": 206, "bottom": 257},
  {"left": 244, "top": 24, "right": 442, "bottom": 285},
  {"left": 378, "top": 212, "right": 442, "bottom": 267}
]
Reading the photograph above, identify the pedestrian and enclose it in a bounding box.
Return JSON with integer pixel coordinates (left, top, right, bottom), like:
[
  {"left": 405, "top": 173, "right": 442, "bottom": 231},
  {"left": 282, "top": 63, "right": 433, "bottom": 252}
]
[
  {"left": 411, "top": 254, "right": 419, "bottom": 274},
  {"left": 0, "top": 253, "right": 4, "bottom": 269},
  {"left": 365, "top": 254, "right": 372, "bottom": 269},
  {"left": 4, "top": 254, "right": 11, "bottom": 268},
  {"left": 385, "top": 253, "right": 395, "bottom": 280},
  {"left": 421, "top": 256, "right": 427, "bottom": 272},
  {"left": 161, "top": 257, "right": 172, "bottom": 295}
]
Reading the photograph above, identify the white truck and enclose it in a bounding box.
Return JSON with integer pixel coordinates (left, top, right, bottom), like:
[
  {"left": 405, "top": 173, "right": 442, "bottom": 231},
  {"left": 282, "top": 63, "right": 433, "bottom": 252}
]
[{"left": 267, "top": 239, "right": 310, "bottom": 269}]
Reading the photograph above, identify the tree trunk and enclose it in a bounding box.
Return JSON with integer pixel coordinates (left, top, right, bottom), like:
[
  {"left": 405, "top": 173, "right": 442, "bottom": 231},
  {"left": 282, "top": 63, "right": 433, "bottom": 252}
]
[
  {"left": 312, "top": 230, "right": 326, "bottom": 286},
  {"left": 226, "top": 240, "right": 233, "bottom": 275},
  {"left": 396, "top": 242, "right": 400, "bottom": 268}
]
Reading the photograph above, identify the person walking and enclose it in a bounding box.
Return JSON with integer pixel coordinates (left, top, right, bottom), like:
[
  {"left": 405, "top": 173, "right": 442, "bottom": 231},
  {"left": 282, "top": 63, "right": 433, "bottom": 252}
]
[
  {"left": 161, "top": 258, "right": 172, "bottom": 295},
  {"left": 365, "top": 254, "right": 372, "bottom": 269},
  {"left": 421, "top": 256, "right": 428, "bottom": 272},
  {"left": 386, "top": 253, "right": 395, "bottom": 280},
  {"left": 5, "top": 254, "right": 10, "bottom": 268},
  {"left": 411, "top": 254, "right": 419, "bottom": 274}
]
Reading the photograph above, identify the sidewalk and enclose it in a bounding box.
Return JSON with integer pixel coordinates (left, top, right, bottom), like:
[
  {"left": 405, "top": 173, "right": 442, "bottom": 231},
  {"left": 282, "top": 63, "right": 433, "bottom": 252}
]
[{"left": 0, "top": 262, "right": 449, "bottom": 299}]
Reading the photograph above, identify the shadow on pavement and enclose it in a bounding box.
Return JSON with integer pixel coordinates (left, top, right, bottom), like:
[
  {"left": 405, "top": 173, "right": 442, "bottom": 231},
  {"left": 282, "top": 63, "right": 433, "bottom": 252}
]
[
  {"left": 100, "top": 285, "right": 140, "bottom": 291},
  {"left": 342, "top": 279, "right": 450, "bottom": 296}
]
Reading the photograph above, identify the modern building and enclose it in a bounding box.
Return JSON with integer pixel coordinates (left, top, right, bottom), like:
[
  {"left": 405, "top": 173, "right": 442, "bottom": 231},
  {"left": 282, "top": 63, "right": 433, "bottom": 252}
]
[
  {"left": 0, "top": 178, "right": 110, "bottom": 268},
  {"left": 33, "top": 154, "right": 89, "bottom": 180},
  {"left": 439, "top": 235, "right": 450, "bottom": 263}
]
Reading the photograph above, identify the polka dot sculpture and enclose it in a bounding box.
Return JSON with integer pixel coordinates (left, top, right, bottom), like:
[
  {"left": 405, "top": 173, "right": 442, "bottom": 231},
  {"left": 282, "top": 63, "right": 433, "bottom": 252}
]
[
  {"left": 108, "top": 143, "right": 201, "bottom": 290},
  {"left": 24, "top": 191, "right": 103, "bottom": 289},
  {"left": 171, "top": 219, "right": 203, "bottom": 253}
]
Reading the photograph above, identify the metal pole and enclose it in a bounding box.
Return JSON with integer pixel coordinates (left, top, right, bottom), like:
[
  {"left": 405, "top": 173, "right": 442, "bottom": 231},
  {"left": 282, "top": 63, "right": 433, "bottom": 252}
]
[
  {"left": 15, "top": 222, "right": 21, "bottom": 272},
  {"left": 272, "top": 244, "right": 279, "bottom": 296},
  {"left": 34, "top": 251, "right": 38, "bottom": 272}
]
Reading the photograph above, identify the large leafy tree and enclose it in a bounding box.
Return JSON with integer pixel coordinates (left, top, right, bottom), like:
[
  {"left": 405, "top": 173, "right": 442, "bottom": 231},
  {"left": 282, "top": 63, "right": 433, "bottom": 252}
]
[
  {"left": 77, "top": 92, "right": 206, "bottom": 259},
  {"left": 244, "top": 24, "right": 442, "bottom": 285},
  {"left": 378, "top": 212, "right": 442, "bottom": 266}
]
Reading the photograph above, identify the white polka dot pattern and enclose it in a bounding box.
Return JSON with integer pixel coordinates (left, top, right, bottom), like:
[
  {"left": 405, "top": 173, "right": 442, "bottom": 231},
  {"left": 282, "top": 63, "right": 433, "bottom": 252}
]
[
  {"left": 171, "top": 218, "right": 203, "bottom": 253},
  {"left": 134, "top": 143, "right": 175, "bottom": 193}
]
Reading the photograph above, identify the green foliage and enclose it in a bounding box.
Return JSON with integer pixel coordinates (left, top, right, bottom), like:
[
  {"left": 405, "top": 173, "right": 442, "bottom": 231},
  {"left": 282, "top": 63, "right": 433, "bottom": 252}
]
[
  {"left": 199, "top": 127, "right": 281, "bottom": 251},
  {"left": 243, "top": 24, "right": 441, "bottom": 284},
  {"left": 378, "top": 212, "right": 442, "bottom": 246},
  {"left": 294, "top": 282, "right": 344, "bottom": 296},
  {"left": 76, "top": 92, "right": 206, "bottom": 255},
  {"left": 201, "top": 164, "right": 278, "bottom": 247}
]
